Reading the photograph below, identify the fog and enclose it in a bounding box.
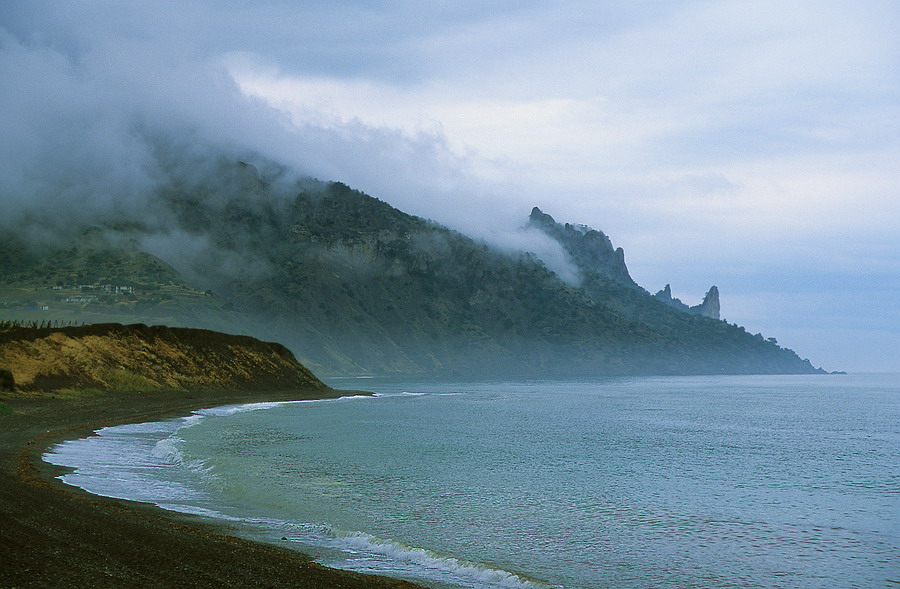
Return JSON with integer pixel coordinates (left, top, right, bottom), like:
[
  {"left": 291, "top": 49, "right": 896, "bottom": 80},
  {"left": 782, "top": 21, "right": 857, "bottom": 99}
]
[
  {"left": 2, "top": 2, "right": 898, "bottom": 371},
  {"left": 0, "top": 13, "right": 579, "bottom": 277}
]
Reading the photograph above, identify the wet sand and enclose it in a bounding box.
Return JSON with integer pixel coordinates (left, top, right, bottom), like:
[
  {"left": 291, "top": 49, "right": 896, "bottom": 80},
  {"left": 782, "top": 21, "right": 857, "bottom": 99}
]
[{"left": 0, "top": 389, "right": 425, "bottom": 588}]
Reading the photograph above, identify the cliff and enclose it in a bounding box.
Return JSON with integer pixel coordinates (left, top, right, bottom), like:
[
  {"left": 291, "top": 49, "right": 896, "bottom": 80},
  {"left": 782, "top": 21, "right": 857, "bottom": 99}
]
[
  {"left": 0, "top": 323, "right": 329, "bottom": 394},
  {"left": 654, "top": 284, "right": 721, "bottom": 319},
  {"left": 528, "top": 207, "right": 639, "bottom": 289}
]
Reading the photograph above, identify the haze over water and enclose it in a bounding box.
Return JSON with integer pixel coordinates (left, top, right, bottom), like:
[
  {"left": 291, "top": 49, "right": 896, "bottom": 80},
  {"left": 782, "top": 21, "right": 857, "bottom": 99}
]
[{"left": 47, "top": 374, "right": 899, "bottom": 589}]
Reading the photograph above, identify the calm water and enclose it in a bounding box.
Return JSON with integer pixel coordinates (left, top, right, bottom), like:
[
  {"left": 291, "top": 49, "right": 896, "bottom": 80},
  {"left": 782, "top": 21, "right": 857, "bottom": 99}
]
[{"left": 46, "top": 374, "right": 899, "bottom": 588}]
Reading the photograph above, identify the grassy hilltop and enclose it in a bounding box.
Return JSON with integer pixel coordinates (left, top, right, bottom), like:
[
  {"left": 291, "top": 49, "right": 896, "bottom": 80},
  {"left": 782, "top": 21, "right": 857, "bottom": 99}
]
[{"left": 0, "top": 323, "right": 328, "bottom": 396}]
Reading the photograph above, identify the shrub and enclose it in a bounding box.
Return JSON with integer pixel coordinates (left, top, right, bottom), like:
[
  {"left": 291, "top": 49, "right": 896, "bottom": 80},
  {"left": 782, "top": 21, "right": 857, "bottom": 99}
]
[{"left": 0, "top": 368, "right": 15, "bottom": 392}]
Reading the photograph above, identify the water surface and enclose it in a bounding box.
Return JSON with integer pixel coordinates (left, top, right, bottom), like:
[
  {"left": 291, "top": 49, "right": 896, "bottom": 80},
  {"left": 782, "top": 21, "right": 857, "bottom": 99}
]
[{"left": 46, "top": 374, "right": 900, "bottom": 588}]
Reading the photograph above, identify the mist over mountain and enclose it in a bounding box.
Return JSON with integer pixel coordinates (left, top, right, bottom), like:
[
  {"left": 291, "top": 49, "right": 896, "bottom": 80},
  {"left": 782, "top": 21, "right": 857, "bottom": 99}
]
[
  {"left": 0, "top": 159, "right": 822, "bottom": 377},
  {"left": 527, "top": 207, "right": 639, "bottom": 290}
]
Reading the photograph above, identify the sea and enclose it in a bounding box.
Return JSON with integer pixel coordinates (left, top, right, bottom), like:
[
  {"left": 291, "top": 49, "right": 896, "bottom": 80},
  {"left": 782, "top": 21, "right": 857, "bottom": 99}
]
[{"left": 45, "top": 374, "right": 899, "bottom": 589}]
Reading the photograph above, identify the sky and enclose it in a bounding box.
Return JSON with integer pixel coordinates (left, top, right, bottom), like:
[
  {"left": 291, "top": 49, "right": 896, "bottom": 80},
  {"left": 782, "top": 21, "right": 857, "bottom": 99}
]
[{"left": 1, "top": 1, "right": 898, "bottom": 372}]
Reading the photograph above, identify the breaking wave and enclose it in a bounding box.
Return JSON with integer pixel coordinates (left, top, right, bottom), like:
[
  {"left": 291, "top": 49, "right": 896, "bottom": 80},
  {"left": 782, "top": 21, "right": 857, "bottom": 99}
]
[
  {"left": 41, "top": 393, "right": 545, "bottom": 589},
  {"left": 327, "top": 530, "right": 545, "bottom": 589}
]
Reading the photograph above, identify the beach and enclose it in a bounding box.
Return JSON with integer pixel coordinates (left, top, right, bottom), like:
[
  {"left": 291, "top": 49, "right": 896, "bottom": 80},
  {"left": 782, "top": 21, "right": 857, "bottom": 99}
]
[
  {"left": 4, "top": 377, "right": 896, "bottom": 589},
  {"left": 0, "top": 388, "right": 425, "bottom": 588}
]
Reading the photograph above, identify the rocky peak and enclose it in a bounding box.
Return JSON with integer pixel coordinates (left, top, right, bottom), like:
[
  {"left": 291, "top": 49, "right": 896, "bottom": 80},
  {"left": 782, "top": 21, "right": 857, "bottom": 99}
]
[
  {"left": 655, "top": 283, "right": 720, "bottom": 319},
  {"left": 698, "top": 285, "right": 720, "bottom": 319},
  {"left": 528, "top": 207, "right": 638, "bottom": 288},
  {"left": 529, "top": 206, "right": 556, "bottom": 228}
]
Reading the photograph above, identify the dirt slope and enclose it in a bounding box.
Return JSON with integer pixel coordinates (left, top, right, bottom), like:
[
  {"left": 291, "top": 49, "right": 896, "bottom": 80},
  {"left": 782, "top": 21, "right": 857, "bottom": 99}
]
[{"left": 0, "top": 323, "right": 328, "bottom": 394}]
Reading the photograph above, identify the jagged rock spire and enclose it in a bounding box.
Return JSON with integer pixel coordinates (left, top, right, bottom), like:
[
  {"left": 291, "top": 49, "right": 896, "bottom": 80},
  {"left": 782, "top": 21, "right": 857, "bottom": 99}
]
[
  {"left": 655, "top": 283, "right": 720, "bottom": 319},
  {"left": 698, "top": 285, "right": 720, "bottom": 319}
]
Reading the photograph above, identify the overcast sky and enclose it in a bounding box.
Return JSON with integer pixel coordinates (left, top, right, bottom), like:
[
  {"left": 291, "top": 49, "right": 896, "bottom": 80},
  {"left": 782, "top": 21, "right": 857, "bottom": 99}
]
[{"left": 2, "top": 1, "right": 898, "bottom": 371}]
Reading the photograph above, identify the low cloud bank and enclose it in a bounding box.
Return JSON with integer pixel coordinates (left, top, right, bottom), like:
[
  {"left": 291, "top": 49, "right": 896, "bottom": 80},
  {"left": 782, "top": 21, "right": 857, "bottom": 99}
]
[{"left": 0, "top": 19, "right": 577, "bottom": 281}]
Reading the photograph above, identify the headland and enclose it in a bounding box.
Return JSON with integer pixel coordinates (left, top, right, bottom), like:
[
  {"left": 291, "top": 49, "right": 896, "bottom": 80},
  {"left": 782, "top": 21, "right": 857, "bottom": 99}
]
[{"left": 0, "top": 323, "right": 424, "bottom": 588}]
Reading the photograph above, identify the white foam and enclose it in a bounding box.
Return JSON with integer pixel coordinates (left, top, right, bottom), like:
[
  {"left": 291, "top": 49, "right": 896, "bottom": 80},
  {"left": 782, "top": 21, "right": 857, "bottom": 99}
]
[
  {"left": 207, "top": 394, "right": 375, "bottom": 412},
  {"left": 194, "top": 400, "right": 302, "bottom": 418},
  {"left": 43, "top": 422, "right": 210, "bottom": 504},
  {"left": 155, "top": 503, "right": 240, "bottom": 519},
  {"left": 371, "top": 391, "right": 425, "bottom": 398},
  {"left": 150, "top": 435, "right": 216, "bottom": 478},
  {"left": 42, "top": 392, "right": 546, "bottom": 589},
  {"left": 329, "top": 530, "right": 544, "bottom": 589}
]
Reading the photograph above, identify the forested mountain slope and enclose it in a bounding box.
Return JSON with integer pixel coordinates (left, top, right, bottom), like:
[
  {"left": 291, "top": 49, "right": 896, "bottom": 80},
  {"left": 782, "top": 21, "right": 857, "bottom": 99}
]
[{"left": 0, "top": 162, "right": 823, "bottom": 376}]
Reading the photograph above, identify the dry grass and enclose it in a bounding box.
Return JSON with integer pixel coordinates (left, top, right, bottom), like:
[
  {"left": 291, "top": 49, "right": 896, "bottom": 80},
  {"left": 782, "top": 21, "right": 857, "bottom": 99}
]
[{"left": 0, "top": 324, "right": 327, "bottom": 395}]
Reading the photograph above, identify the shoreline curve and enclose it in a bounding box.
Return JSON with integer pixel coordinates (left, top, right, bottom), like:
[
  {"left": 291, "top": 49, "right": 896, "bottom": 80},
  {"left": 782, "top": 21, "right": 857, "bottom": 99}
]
[{"left": 0, "top": 387, "right": 426, "bottom": 589}]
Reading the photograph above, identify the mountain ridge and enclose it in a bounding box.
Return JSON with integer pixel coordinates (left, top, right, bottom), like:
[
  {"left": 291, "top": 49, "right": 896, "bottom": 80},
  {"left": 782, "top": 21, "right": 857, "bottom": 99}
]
[{"left": 0, "top": 161, "right": 824, "bottom": 377}]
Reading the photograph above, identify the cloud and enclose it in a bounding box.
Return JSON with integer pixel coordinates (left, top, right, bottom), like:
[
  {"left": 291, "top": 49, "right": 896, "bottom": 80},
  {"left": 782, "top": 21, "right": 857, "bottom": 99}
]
[
  {"left": 0, "top": 7, "right": 579, "bottom": 281},
  {"left": 0, "top": 17, "right": 471, "bottom": 224},
  {"left": 1, "top": 1, "right": 898, "bottom": 370},
  {"left": 0, "top": 29, "right": 162, "bottom": 238}
]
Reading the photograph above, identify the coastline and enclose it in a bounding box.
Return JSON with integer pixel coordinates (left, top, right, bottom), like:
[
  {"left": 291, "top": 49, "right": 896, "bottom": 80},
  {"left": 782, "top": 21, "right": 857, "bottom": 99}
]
[{"left": 0, "top": 388, "right": 426, "bottom": 589}]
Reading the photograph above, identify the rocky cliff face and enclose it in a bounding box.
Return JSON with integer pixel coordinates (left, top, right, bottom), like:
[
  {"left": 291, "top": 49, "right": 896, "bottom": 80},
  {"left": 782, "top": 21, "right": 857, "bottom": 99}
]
[
  {"left": 698, "top": 286, "right": 720, "bottom": 319},
  {"left": 530, "top": 207, "right": 723, "bottom": 322},
  {"left": 0, "top": 323, "right": 329, "bottom": 394},
  {"left": 655, "top": 284, "right": 721, "bottom": 319},
  {"left": 528, "top": 207, "right": 638, "bottom": 288}
]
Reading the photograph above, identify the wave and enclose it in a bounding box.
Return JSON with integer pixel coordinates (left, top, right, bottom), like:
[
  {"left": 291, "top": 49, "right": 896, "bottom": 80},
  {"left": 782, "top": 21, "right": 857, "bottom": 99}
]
[
  {"left": 43, "top": 391, "right": 548, "bottom": 589},
  {"left": 190, "top": 393, "right": 375, "bottom": 420},
  {"left": 150, "top": 434, "right": 217, "bottom": 480},
  {"left": 373, "top": 391, "right": 462, "bottom": 397},
  {"left": 43, "top": 418, "right": 210, "bottom": 504},
  {"left": 327, "top": 530, "right": 546, "bottom": 589}
]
